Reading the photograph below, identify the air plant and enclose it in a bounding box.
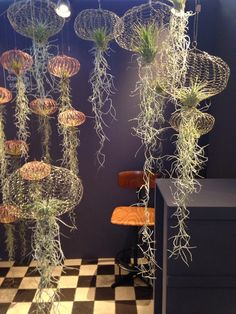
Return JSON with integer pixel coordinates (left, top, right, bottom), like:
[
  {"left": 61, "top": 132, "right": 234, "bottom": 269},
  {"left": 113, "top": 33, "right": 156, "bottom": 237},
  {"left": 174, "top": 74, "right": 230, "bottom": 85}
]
[
  {"left": 74, "top": 9, "right": 121, "bottom": 168},
  {"left": 166, "top": 50, "right": 230, "bottom": 264},
  {"left": 30, "top": 98, "right": 58, "bottom": 162},
  {"left": 3, "top": 163, "right": 83, "bottom": 313},
  {"left": 7, "top": 0, "right": 65, "bottom": 99},
  {"left": 0, "top": 50, "right": 33, "bottom": 157},
  {"left": 48, "top": 55, "right": 83, "bottom": 175},
  {"left": 115, "top": 1, "right": 172, "bottom": 279}
]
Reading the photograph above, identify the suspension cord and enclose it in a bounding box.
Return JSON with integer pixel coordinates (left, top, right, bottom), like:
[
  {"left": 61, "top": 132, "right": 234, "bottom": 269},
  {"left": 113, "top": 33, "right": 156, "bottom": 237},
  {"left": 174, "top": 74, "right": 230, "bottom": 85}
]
[{"left": 192, "top": 0, "right": 201, "bottom": 48}]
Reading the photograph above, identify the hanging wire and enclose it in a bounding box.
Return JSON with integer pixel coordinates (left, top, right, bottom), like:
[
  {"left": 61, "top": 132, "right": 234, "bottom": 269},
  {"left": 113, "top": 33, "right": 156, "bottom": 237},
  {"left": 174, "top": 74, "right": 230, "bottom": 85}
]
[
  {"left": 98, "top": 0, "right": 102, "bottom": 10},
  {"left": 192, "top": 0, "right": 201, "bottom": 48}
]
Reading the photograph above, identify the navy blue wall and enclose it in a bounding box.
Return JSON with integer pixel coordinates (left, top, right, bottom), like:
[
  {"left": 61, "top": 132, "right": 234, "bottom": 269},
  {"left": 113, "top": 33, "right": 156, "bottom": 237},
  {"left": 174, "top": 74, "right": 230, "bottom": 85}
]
[{"left": 0, "top": 0, "right": 231, "bottom": 260}]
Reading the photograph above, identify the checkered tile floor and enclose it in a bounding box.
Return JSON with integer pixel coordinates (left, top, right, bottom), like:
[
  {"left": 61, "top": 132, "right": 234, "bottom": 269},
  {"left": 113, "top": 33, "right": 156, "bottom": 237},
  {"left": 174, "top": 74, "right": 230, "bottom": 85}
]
[{"left": 0, "top": 258, "right": 153, "bottom": 314}]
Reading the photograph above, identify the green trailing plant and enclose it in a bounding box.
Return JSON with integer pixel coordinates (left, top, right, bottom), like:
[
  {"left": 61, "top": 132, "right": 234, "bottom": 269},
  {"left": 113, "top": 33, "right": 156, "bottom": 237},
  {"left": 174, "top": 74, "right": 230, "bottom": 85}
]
[
  {"left": 4, "top": 223, "right": 15, "bottom": 261},
  {"left": 0, "top": 107, "right": 7, "bottom": 189},
  {"left": 39, "top": 116, "right": 52, "bottom": 163},
  {"left": 18, "top": 220, "right": 27, "bottom": 262}
]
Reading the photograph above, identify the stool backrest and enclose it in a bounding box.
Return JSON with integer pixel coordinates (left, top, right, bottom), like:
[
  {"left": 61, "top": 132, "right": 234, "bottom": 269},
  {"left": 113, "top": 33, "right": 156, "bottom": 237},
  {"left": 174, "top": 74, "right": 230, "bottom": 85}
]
[{"left": 118, "top": 171, "right": 157, "bottom": 189}]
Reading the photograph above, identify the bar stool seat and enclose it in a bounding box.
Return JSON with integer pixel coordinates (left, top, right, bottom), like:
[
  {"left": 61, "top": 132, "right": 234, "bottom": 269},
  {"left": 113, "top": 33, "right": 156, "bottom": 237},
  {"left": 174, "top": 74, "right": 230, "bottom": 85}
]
[{"left": 111, "top": 206, "right": 155, "bottom": 226}]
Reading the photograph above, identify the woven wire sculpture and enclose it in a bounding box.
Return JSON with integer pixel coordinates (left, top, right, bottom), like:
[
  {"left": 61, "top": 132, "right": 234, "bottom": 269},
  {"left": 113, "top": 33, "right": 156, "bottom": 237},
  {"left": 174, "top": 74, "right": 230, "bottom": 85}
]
[
  {"left": 5, "top": 140, "right": 28, "bottom": 157},
  {"left": 30, "top": 98, "right": 58, "bottom": 116},
  {"left": 19, "top": 161, "right": 51, "bottom": 181},
  {"left": 48, "top": 55, "right": 83, "bottom": 176},
  {"left": 74, "top": 8, "right": 121, "bottom": 168},
  {"left": 3, "top": 164, "right": 83, "bottom": 311},
  {"left": 168, "top": 49, "right": 230, "bottom": 264},
  {"left": 0, "top": 50, "right": 33, "bottom": 153},
  {"left": 115, "top": 1, "right": 173, "bottom": 280}
]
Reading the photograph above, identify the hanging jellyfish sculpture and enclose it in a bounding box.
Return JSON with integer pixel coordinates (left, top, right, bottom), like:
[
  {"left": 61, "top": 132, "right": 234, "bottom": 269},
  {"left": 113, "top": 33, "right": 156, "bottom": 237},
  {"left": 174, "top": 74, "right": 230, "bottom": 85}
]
[
  {"left": 7, "top": 0, "right": 65, "bottom": 99},
  {"left": 30, "top": 98, "right": 58, "bottom": 162},
  {"left": 48, "top": 55, "right": 85, "bottom": 176},
  {"left": 74, "top": 8, "right": 121, "bottom": 168},
  {"left": 115, "top": 1, "right": 172, "bottom": 279},
  {"left": 0, "top": 50, "right": 33, "bottom": 158},
  {"left": 4, "top": 161, "right": 83, "bottom": 313},
  {"left": 161, "top": 50, "right": 230, "bottom": 264}
]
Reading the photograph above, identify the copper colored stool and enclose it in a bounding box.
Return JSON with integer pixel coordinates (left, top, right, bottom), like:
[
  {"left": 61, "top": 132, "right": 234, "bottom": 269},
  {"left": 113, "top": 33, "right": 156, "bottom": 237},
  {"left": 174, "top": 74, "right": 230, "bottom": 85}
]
[{"left": 111, "top": 171, "right": 156, "bottom": 288}]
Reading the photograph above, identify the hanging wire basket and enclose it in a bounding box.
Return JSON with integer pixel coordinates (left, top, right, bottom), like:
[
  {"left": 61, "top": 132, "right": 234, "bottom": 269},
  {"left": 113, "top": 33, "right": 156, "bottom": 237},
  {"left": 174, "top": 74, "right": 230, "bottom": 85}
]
[
  {"left": 74, "top": 8, "right": 121, "bottom": 50},
  {"left": 0, "top": 205, "right": 19, "bottom": 223},
  {"left": 0, "top": 87, "right": 12, "bottom": 105},
  {"left": 5, "top": 140, "right": 29, "bottom": 157},
  {"left": 160, "top": 49, "right": 230, "bottom": 104},
  {"left": 19, "top": 161, "right": 51, "bottom": 181},
  {"left": 0, "top": 49, "right": 33, "bottom": 76},
  {"left": 170, "top": 108, "right": 215, "bottom": 136},
  {"left": 4, "top": 165, "right": 83, "bottom": 220},
  {"left": 7, "top": 0, "right": 65, "bottom": 45},
  {"left": 48, "top": 55, "right": 80, "bottom": 78},
  {"left": 30, "top": 98, "right": 58, "bottom": 116},
  {"left": 58, "top": 109, "right": 86, "bottom": 127}
]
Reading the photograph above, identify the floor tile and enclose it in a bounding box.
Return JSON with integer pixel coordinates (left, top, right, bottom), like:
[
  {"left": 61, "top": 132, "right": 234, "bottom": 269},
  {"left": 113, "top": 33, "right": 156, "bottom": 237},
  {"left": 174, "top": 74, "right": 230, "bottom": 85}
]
[
  {"left": 14, "top": 289, "right": 36, "bottom": 302},
  {"left": 0, "top": 277, "right": 3, "bottom": 286},
  {"left": 81, "top": 259, "right": 98, "bottom": 265},
  {"left": 96, "top": 275, "right": 115, "bottom": 287},
  {"left": 0, "top": 268, "right": 11, "bottom": 277},
  {"left": 77, "top": 276, "right": 96, "bottom": 287},
  {"left": 115, "top": 287, "right": 136, "bottom": 301},
  {"left": 29, "top": 302, "right": 52, "bottom": 313},
  {"left": 7, "top": 302, "right": 31, "bottom": 314},
  {"left": 0, "top": 278, "right": 22, "bottom": 289},
  {"left": 59, "top": 288, "right": 76, "bottom": 301},
  {"left": 59, "top": 276, "right": 78, "bottom": 288},
  {"left": 97, "top": 265, "right": 115, "bottom": 275},
  {"left": 19, "top": 277, "right": 40, "bottom": 289},
  {"left": 0, "top": 289, "right": 18, "bottom": 303},
  {"left": 114, "top": 274, "right": 134, "bottom": 286},
  {"left": 13, "top": 260, "right": 31, "bottom": 267},
  {"left": 136, "top": 300, "right": 154, "bottom": 314},
  {"left": 0, "top": 261, "right": 14, "bottom": 268},
  {"left": 135, "top": 287, "right": 153, "bottom": 300},
  {"left": 51, "top": 266, "right": 63, "bottom": 277},
  {"left": 115, "top": 265, "right": 130, "bottom": 275},
  {"left": 6, "top": 267, "right": 28, "bottom": 278},
  {"left": 98, "top": 258, "right": 115, "bottom": 265},
  {"left": 79, "top": 265, "right": 97, "bottom": 276},
  {"left": 93, "top": 300, "right": 116, "bottom": 314},
  {"left": 74, "top": 287, "right": 96, "bottom": 301},
  {"left": 64, "top": 259, "right": 82, "bottom": 266},
  {"left": 72, "top": 301, "right": 94, "bottom": 314},
  {"left": 33, "top": 288, "right": 57, "bottom": 303},
  {"left": 95, "top": 287, "right": 115, "bottom": 301},
  {"left": 134, "top": 277, "right": 150, "bottom": 287},
  {"left": 29, "top": 260, "right": 38, "bottom": 267},
  {"left": 25, "top": 267, "right": 41, "bottom": 277},
  {"left": 116, "top": 300, "right": 138, "bottom": 314},
  {"left": 0, "top": 303, "right": 10, "bottom": 314},
  {"left": 62, "top": 266, "right": 80, "bottom": 276},
  {"left": 52, "top": 301, "right": 73, "bottom": 314}
]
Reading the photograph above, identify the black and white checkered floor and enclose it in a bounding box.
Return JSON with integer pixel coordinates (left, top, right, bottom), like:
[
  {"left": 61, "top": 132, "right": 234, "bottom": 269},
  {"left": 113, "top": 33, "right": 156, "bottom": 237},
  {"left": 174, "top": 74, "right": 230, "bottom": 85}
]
[{"left": 0, "top": 258, "right": 153, "bottom": 314}]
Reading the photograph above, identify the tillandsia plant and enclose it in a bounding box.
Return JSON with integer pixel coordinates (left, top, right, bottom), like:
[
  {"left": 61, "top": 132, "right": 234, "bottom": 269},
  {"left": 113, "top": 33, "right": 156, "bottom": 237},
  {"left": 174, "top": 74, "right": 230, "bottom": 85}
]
[
  {"left": 0, "top": 50, "right": 33, "bottom": 158},
  {"left": 48, "top": 55, "right": 84, "bottom": 175},
  {"left": 3, "top": 162, "right": 83, "bottom": 313},
  {"left": 7, "top": 0, "right": 65, "bottom": 99},
  {"left": 166, "top": 50, "right": 230, "bottom": 264},
  {"left": 115, "top": 1, "right": 171, "bottom": 279},
  {"left": 74, "top": 8, "right": 121, "bottom": 168}
]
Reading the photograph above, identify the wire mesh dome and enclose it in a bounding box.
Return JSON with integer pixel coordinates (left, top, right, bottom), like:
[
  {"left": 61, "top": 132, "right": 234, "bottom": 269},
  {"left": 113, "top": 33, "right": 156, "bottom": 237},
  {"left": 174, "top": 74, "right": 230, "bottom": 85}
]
[
  {"left": 0, "top": 87, "right": 12, "bottom": 105},
  {"left": 0, "top": 205, "right": 19, "bottom": 224},
  {"left": 170, "top": 108, "right": 215, "bottom": 136},
  {"left": 20, "top": 161, "right": 51, "bottom": 181},
  {"left": 5, "top": 140, "right": 28, "bottom": 157},
  {"left": 160, "top": 49, "right": 230, "bottom": 105},
  {"left": 0, "top": 50, "right": 33, "bottom": 76},
  {"left": 115, "top": 1, "right": 171, "bottom": 61},
  {"left": 4, "top": 165, "right": 83, "bottom": 220},
  {"left": 58, "top": 109, "right": 86, "bottom": 127},
  {"left": 48, "top": 55, "right": 80, "bottom": 79},
  {"left": 7, "top": 0, "right": 65, "bottom": 46},
  {"left": 74, "top": 9, "right": 121, "bottom": 50},
  {"left": 30, "top": 98, "right": 58, "bottom": 116}
]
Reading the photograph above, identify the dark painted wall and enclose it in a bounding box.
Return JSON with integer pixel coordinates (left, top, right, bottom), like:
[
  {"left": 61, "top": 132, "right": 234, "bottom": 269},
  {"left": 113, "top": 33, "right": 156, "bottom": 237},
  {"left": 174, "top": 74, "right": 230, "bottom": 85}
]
[{"left": 0, "top": 0, "right": 229, "bottom": 260}]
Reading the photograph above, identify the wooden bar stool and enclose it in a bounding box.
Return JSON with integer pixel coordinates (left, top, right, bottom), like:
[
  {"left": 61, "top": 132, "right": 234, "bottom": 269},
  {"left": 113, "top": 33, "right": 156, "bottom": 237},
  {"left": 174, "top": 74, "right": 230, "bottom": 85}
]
[{"left": 111, "top": 170, "right": 156, "bottom": 288}]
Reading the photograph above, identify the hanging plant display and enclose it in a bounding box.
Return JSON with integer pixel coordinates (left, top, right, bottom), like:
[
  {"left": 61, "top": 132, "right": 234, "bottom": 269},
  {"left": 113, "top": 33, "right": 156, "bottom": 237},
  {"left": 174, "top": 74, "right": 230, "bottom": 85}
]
[
  {"left": 48, "top": 55, "right": 85, "bottom": 175},
  {"left": 115, "top": 1, "right": 172, "bottom": 279},
  {"left": 164, "top": 49, "right": 230, "bottom": 264},
  {"left": 3, "top": 163, "right": 83, "bottom": 312},
  {"left": 7, "top": 0, "right": 65, "bottom": 99},
  {"left": 30, "top": 98, "right": 58, "bottom": 162},
  {"left": 0, "top": 50, "right": 33, "bottom": 156},
  {"left": 74, "top": 8, "right": 121, "bottom": 168}
]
